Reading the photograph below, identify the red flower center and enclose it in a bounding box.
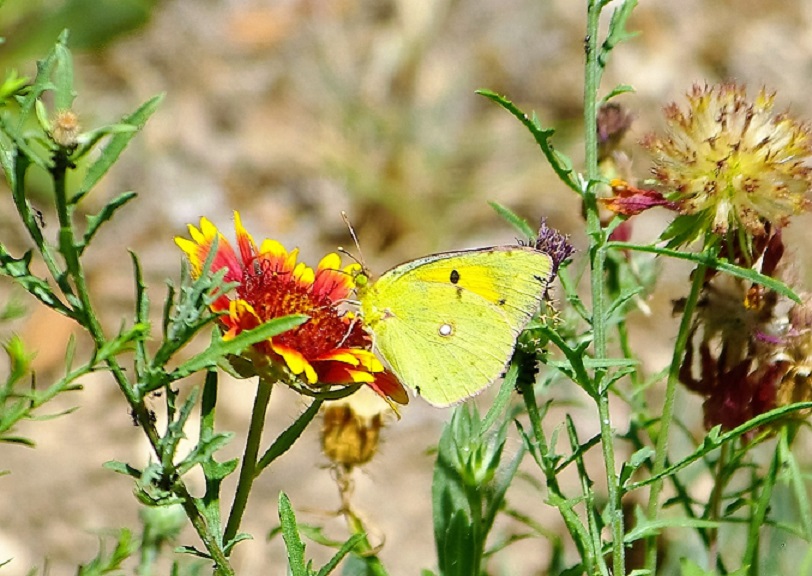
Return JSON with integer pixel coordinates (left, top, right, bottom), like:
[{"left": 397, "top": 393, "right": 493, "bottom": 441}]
[{"left": 239, "top": 258, "right": 367, "bottom": 358}]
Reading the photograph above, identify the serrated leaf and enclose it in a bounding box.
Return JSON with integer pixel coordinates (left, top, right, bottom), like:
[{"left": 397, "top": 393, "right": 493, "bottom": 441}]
[
  {"left": 73, "top": 94, "right": 164, "bottom": 203},
  {"left": 279, "top": 492, "right": 308, "bottom": 576},
  {"left": 103, "top": 460, "right": 143, "bottom": 478},
  {"left": 16, "top": 31, "right": 66, "bottom": 131},
  {"left": 176, "top": 431, "right": 235, "bottom": 476},
  {"left": 79, "top": 191, "right": 137, "bottom": 254},
  {"left": 476, "top": 89, "right": 579, "bottom": 193},
  {"left": 0, "top": 246, "right": 70, "bottom": 315},
  {"left": 600, "top": 0, "right": 639, "bottom": 67}
]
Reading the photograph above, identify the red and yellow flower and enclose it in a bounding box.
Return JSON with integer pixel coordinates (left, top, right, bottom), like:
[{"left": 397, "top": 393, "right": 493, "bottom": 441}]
[{"left": 175, "top": 212, "right": 407, "bottom": 406}]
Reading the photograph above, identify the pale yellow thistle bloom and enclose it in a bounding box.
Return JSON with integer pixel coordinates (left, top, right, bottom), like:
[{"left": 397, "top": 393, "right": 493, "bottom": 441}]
[{"left": 644, "top": 83, "right": 812, "bottom": 238}]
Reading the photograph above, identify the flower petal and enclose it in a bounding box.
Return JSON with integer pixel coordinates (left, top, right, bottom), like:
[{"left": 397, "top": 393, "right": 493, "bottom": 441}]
[
  {"left": 367, "top": 371, "right": 409, "bottom": 406},
  {"left": 175, "top": 218, "right": 243, "bottom": 282},
  {"left": 273, "top": 342, "right": 318, "bottom": 383},
  {"left": 312, "top": 253, "right": 355, "bottom": 301},
  {"left": 233, "top": 211, "right": 258, "bottom": 267}
]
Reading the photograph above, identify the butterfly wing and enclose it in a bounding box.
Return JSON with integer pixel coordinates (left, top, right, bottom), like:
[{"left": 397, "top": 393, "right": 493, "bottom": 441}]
[{"left": 361, "top": 247, "right": 553, "bottom": 406}]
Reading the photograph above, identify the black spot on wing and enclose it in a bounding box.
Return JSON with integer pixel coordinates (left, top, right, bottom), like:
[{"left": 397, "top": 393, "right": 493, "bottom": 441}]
[
  {"left": 450, "top": 269, "right": 460, "bottom": 284},
  {"left": 498, "top": 298, "right": 506, "bottom": 306}
]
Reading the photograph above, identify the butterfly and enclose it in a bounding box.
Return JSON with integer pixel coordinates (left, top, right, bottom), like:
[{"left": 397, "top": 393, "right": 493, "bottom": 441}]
[{"left": 355, "top": 246, "right": 553, "bottom": 406}]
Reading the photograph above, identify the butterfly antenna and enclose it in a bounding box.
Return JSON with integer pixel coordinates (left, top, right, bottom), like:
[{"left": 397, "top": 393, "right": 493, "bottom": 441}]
[{"left": 341, "top": 211, "right": 366, "bottom": 268}]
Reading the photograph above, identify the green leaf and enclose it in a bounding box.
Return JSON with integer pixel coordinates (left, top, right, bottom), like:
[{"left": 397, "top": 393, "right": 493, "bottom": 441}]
[
  {"left": 73, "top": 93, "right": 164, "bottom": 204},
  {"left": 314, "top": 533, "right": 364, "bottom": 576},
  {"left": 161, "top": 388, "right": 200, "bottom": 467},
  {"left": 602, "top": 84, "right": 636, "bottom": 103},
  {"left": 489, "top": 201, "right": 535, "bottom": 239},
  {"left": 279, "top": 492, "right": 308, "bottom": 576},
  {"left": 256, "top": 398, "right": 323, "bottom": 472},
  {"left": 53, "top": 39, "right": 75, "bottom": 111},
  {"left": 624, "top": 512, "right": 719, "bottom": 544},
  {"left": 176, "top": 431, "right": 235, "bottom": 476},
  {"left": 479, "top": 362, "right": 518, "bottom": 435},
  {"left": 167, "top": 315, "right": 308, "bottom": 383},
  {"left": 94, "top": 322, "right": 149, "bottom": 362},
  {"left": 131, "top": 251, "right": 150, "bottom": 381},
  {"left": 16, "top": 31, "right": 67, "bottom": 131},
  {"left": 482, "top": 437, "right": 525, "bottom": 537},
  {"left": 779, "top": 431, "right": 812, "bottom": 539},
  {"left": 627, "top": 402, "right": 812, "bottom": 491},
  {"left": 606, "top": 242, "right": 801, "bottom": 303},
  {"left": 0, "top": 69, "right": 28, "bottom": 103},
  {"left": 79, "top": 191, "right": 138, "bottom": 254},
  {"left": 103, "top": 460, "right": 143, "bottom": 479},
  {"left": 476, "top": 89, "right": 580, "bottom": 193},
  {"left": 619, "top": 446, "right": 655, "bottom": 488},
  {"left": 0, "top": 246, "right": 72, "bottom": 316},
  {"left": 76, "top": 529, "right": 137, "bottom": 575},
  {"left": 599, "top": 0, "right": 639, "bottom": 68},
  {"left": 433, "top": 417, "right": 475, "bottom": 576}
]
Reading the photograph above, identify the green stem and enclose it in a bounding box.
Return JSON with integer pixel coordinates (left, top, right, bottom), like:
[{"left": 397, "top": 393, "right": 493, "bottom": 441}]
[
  {"left": 11, "top": 152, "right": 72, "bottom": 299},
  {"left": 644, "top": 263, "right": 706, "bottom": 572},
  {"left": 743, "top": 439, "right": 780, "bottom": 575},
  {"left": 343, "top": 505, "right": 389, "bottom": 576},
  {"left": 49, "top": 149, "right": 235, "bottom": 575},
  {"left": 522, "top": 380, "right": 596, "bottom": 573},
  {"left": 584, "top": 2, "right": 624, "bottom": 574},
  {"left": 706, "top": 442, "right": 728, "bottom": 571},
  {"left": 224, "top": 377, "right": 274, "bottom": 544}
]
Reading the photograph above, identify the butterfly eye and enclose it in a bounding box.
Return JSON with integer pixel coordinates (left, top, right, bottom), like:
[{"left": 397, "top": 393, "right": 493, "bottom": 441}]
[{"left": 438, "top": 323, "right": 454, "bottom": 337}]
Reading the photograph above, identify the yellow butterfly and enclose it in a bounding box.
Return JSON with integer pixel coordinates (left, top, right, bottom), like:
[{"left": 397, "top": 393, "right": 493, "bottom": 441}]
[{"left": 355, "top": 246, "right": 553, "bottom": 407}]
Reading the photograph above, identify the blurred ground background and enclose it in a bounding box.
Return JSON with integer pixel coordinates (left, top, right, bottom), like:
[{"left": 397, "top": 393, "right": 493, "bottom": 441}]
[{"left": 3, "top": 0, "right": 812, "bottom": 574}]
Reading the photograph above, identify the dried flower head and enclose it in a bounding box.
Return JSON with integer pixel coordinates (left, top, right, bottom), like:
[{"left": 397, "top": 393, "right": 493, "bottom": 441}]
[
  {"left": 644, "top": 83, "right": 812, "bottom": 247},
  {"left": 680, "top": 239, "right": 812, "bottom": 435},
  {"left": 597, "top": 102, "right": 634, "bottom": 161},
  {"left": 321, "top": 387, "right": 394, "bottom": 469},
  {"left": 176, "top": 213, "right": 407, "bottom": 406},
  {"left": 534, "top": 219, "right": 575, "bottom": 276},
  {"left": 768, "top": 297, "right": 812, "bottom": 417}
]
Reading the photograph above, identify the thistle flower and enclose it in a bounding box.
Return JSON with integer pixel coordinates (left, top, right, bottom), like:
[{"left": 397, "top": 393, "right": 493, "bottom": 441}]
[
  {"left": 643, "top": 83, "right": 812, "bottom": 248},
  {"left": 534, "top": 218, "right": 575, "bottom": 276},
  {"left": 175, "top": 213, "right": 407, "bottom": 406}
]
